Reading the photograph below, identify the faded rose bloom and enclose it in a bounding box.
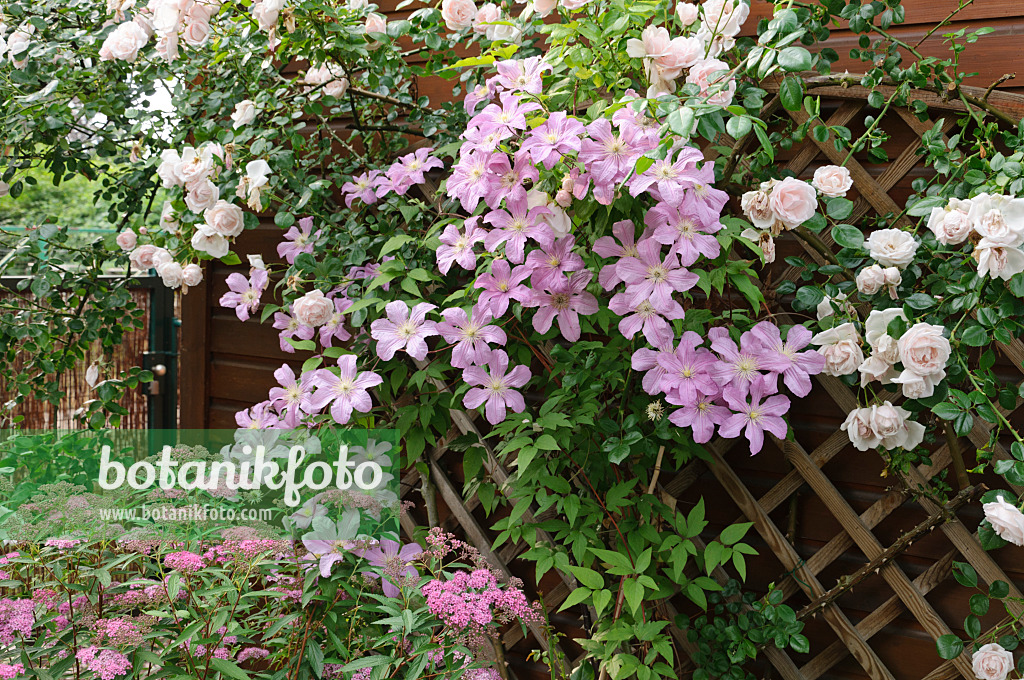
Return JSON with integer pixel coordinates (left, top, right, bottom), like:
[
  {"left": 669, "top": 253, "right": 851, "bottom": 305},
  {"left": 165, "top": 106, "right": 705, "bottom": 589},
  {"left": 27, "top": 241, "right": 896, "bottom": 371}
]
[
  {"left": 203, "top": 200, "right": 244, "bottom": 238},
  {"left": 116, "top": 229, "right": 137, "bottom": 251},
  {"left": 231, "top": 100, "right": 257, "bottom": 129},
  {"left": 292, "top": 290, "right": 334, "bottom": 328},
  {"left": 865, "top": 228, "right": 918, "bottom": 268},
  {"left": 968, "top": 193, "right": 1024, "bottom": 246},
  {"left": 927, "top": 198, "right": 972, "bottom": 245},
  {"left": 812, "top": 165, "right": 853, "bottom": 198},
  {"left": 191, "top": 225, "right": 230, "bottom": 259},
  {"left": 982, "top": 498, "right": 1024, "bottom": 548},
  {"left": 442, "top": 0, "right": 477, "bottom": 30},
  {"left": 99, "top": 21, "right": 149, "bottom": 62},
  {"left": 975, "top": 240, "right": 1024, "bottom": 280},
  {"left": 182, "top": 264, "right": 203, "bottom": 287},
  {"left": 741, "top": 189, "right": 777, "bottom": 231},
  {"left": 811, "top": 323, "right": 863, "bottom": 377},
  {"left": 768, "top": 177, "right": 817, "bottom": 230},
  {"left": 864, "top": 308, "right": 905, "bottom": 364},
  {"left": 856, "top": 264, "right": 885, "bottom": 295}
]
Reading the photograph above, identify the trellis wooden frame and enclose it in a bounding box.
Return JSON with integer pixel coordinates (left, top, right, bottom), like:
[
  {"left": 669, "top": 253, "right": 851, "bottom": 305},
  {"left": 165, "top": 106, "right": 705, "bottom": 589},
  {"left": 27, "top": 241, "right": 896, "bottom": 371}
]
[{"left": 389, "top": 82, "right": 1024, "bottom": 680}]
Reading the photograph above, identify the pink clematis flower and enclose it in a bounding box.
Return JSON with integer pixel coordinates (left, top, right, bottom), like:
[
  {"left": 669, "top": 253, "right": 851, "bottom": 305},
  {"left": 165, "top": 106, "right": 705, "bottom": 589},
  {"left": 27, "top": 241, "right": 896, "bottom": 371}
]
[
  {"left": 277, "top": 217, "right": 322, "bottom": 264},
  {"left": 617, "top": 238, "right": 699, "bottom": 309},
  {"left": 475, "top": 92, "right": 541, "bottom": 137},
  {"left": 446, "top": 149, "right": 498, "bottom": 212},
  {"left": 385, "top": 147, "right": 444, "bottom": 195},
  {"left": 361, "top": 540, "right": 423, "bottom": 598},
  {"left": 646, "top": 202, "right": 722, "bottom": 266},
  {"left": 750, "top": 321, "right": 825, "bottom": 397},
  {"left": 436, "top": 217, "right": 487, "bottom": 274},
  {"left": 495, "top": 56, "right": 552, "bottom": 94},
  {"left": 593, "top": 219, "right": 643, "bottom": 290},
  {"left": 668, "top": 392, "right": 729, "bottom": 443},
  {"left": 369, "top": 301, "right": 438, "bottom": 361},
  {"left": 656, "top": 331, "right": 719, "bottom": 405},
  {"left": 578, "top": 118, "right": 641, "bottom": 185},
  {"left": 524, "top": 234, "right": 584, "bottom": 289},
  {"left": 435, "top": 304, "right": 507, "bottom": 368},
  {"left": 307, "top": 355, "right": 383, "bottom": 425},
  {"left": 710, "top": 327, "right": 768, "bottom": 388},
  {"left": 678, "top": 163, "right": 729, "bottom": 230},
  {"left": 268, "top": 364, "right": 314, "bottom": 427},
  {"left": 235, "top": 401, "right": 280, "bottom": 429},
  {"left": 273, "top": 311, "right": 315, "bottom": 353},
  {"left": 486, "top": 153, "right": 539, "bottom": 209},
  {"left": 632, "top": 343, "right": 676, "bottom": 395},
  {"left": 483, "top": 194, "right": 552, "bottom": 263},
  {"left": 718, "top": 377, "right": 791, "bottom": 454},
  {"left": 474, "top": 259, "right": 532, "bottom": 317},
  {"left": 219, "top": 268, "right": 268, "bottom": 321},
  {"left": 519, "top": 112, "right": 586, "bottom": 169},
  {"left": 608, "top": 292, "right": 684, "bottom": 347},
  {"left": 342, "top": 170, "right": 381, "bottom": 208},
  {"left": 319, "top": 297, "right": 354, "bottom": 348},
  {"left": 462, "top": 349, "right": 532, "bottom": 424},
  {"left": 524, "top": 270, "right": 598, "bottom": 342},
  {"left": 628, "top": 147, "right": 704, "bottom": 204}
]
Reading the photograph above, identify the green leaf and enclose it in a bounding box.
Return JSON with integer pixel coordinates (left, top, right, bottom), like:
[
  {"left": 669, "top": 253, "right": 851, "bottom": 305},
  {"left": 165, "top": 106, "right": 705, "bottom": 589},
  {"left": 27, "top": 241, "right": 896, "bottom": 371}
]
[
  {"left": 720, "top": 522, "right": 753, "bottom": 546},
  {"left": 557, "top": 586, "right": 592, "bottom": 612},
  {"left": 964, "top": 614, "right": 981, "bottom": 639},
  {"left": 380, "top": 234, "right": 414, "bottom": 256},
  {"left": 936, "top": 634, "right": 964, "bottom": 660},
  {"left": 990, "top": 580, "right": 1010, "bottom": 599},
  {"left": 569, "top": 566, "right": 604, "bottom": 590},
  {"left": 211, "top": 658, "right": 251, "bottom": 680},
  {"left": 953, "top": 561, "right": 978, "bottom": 588},
  {"left": 790, "top": 634, "right": 810, "bottom": 654},
  {"left": 932, "top": 403, "right": 961, "bottom": 421},
  {"left": 778, "top": 46, "right": 813, "bottom": 72},
  {"left": 969, "top": 593, "right": 990, "bottom": 617},
  {"left": 960, "top": 325, "right": 989, "bottom": 347},
  {"left": 779, "top": 76, "right": 804, "bottom": 111},
  {"left": 536, "top": 434, "right": 559, "bottom": 450},
  {"left": 623, "top": 578, "right": 644, "bottom": 615},
  {"left": 831, "top": 223, "right": 864, "bottom": 249},
  {"left": 826, "top": 197, "right": 854, "bottom": 220}
]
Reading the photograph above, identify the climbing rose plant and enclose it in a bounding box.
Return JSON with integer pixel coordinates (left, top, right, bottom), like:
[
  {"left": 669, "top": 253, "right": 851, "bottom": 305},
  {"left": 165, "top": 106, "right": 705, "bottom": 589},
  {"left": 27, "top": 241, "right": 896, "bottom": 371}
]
[{"left": 6, "top": 0, "right": 1024, "bottom": 677}]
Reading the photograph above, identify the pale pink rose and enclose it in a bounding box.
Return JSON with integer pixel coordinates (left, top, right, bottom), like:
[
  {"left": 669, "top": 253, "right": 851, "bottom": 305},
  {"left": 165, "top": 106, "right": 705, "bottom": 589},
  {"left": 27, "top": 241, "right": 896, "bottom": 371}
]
[
  {"left": 157, "top": 260, "right": 185, "bottom": 289},
  {"left": 252, "top": 0, "right": 282, "bottom": 31},
  {"left": 768, "top": 177, "right": 817, "bottom": 230},
  {"left": 8, "top": 28, "right": 34, "bottom": 69},
  {"left": 533, "top": 0, "right": 556, "bottom": 17},
  {"left": 560, "top": 0, "right": 593, "bottom": 10},
  {"left": 864, "top": 308, "right": 905, "bottom": 361},
  {"left": 869, "top": 402, "right": 924, "bottom": 450},
  {"left": 324, "top": 77, "right": 349, "bottom": 98},
  {"left": 982, "top": 500, "right": 1024, "bottom": 548},
  {"left": 203, "top": 200, "right": 244, "bottom": 238},
  {"left": 130, "top": 244, "right": 164, "bottom": 270},
  {"left": 841, "top": 407, "right": 880, "bottom": 451},
  {"left": 897, "top": 323, "right": 949, "bottom": 378},
  {"left": 654, "top": 36, "right": 702, "bottom": 81},
  {"left": 676, "top": 2, "right": 698, "bottom": 26},
  {"left": 974, "top": 644, "right": 1015, "bottom": 680},
  {"left": 293, "top": 290, "right": 334, "bottom": 327},
  {"left": 626, "top": 25, "right": 671, "bottom": 60},
  {"left": 815, "top": 291, "right": 851, "bottom": 321},
  {"left": 927, "top": 200, "right": 972, "bottom": 245},
  {"left": 856, "top": 264, "right": 885, "bottom": 295},
  {"left": 472, "top": 3, "right": 500, "bottom": 33},
  {"left": 157, "top": 149, "right": 183, "bottom": 188},
  {"left": 365, "top": 13, "right": 387, "bottom": 38},
  {"left": 231, "top": 100, "right": 257, "bottom": 129},
  {"left": 185, "top": 179, "right": 220, "bottom": 213},
  {"left": 968, "top": 193, "right": 1024, "bottom": 246},
  {"left": 160, "top": 201, "right": 179, "bottom": 232},
  {"left": 182, "top": 17, "right": 210, "bottom": 46},
  {"left": 701, "top": 0, "right": 748, "bottom": 37},
  {"left": 99, "top": 21, "right": 150, "bottom": 62},
  {"left": 741, "top": 190, "right": 776, "bottom": 231},
  {"left": 812, "top": 165, "right": 853, "bottom": 198},
  {"left": 116, "top": 229, "right": 138, "bottom": 251},
  {"left": 858, "top": 354, "right": 897, "bottom": 387},
  {"left": 865, "top": 228, "right": 918, "bottom": 268},
  {"left": 554, "top": 189, "right": 572, "bottom": 208},
  {"left": 442, "top": 0, "right": 477, "bottom": 30},
  {"left": 175, "top": 146, "right": 214, "bottom": 186},
  {"left": 191, "top": 225, "right": 229, "bottom": 258},
  {"left": 811, "top": 323, "right": 863, "bottom": 377},
  {"left": 685, "top": 57, "right": 735, "bottom": 106},
  {"left": 182, "top": 263, "right": 203, "bottom": 287},
  {"left": 891, "top": 369, "right": 943, "bottom": 399}
]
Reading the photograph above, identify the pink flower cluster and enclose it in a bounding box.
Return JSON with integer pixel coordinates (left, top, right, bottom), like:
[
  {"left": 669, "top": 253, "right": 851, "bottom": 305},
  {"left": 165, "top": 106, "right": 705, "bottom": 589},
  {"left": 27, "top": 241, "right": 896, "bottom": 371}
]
[
  {"left": 341, "top": 148, "right": 443, "bottom": 206},
  {"left": 76, "top": 646, "right": 133, "bottom": 680},
  {"left": 636, "top": 322, "right": 825, "bottom": 453},
  {"left": 164, "top": 551, "right": 205, "bottom": 573},
  {"left": 0, "top": 663, "right": 24, "bottom": 680},
  {"left": 0, "top": 598, "right": 34, "bottom": 645},
  {"left": 422, "top": 567, "right": 540, "bottom": 648}
]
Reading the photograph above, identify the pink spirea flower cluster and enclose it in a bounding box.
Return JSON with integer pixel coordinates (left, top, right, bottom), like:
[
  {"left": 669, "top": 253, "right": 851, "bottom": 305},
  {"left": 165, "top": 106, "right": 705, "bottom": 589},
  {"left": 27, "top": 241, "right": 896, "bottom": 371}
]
[
  {"left": 422, "top": 567, "right": 540, "bottom": 647},
  {"left": 76, "top": 647, "right": 132, "bottom": 680},
  {"left": 0, "top": 598, "right": 34, "bottom": 645},
  {"left": 0, "top": 663, "right": 24, "bottom": 680},
  {"left": 164, "top": 550, "right": 205, "bottom": 573},
  {"left": 92, "top": 617, "right": 146, "bottom": 648}
]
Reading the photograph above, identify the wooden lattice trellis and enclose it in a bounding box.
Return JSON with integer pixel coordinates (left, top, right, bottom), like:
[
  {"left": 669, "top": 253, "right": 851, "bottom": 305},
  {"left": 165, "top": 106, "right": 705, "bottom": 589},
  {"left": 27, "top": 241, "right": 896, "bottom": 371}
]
[{"left": 391, "top": 82, "right": 1024, "bottom": 680}]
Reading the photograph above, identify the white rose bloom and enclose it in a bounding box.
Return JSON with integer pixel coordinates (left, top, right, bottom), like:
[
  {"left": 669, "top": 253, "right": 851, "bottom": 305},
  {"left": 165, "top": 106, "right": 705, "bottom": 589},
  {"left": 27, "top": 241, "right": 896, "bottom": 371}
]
[
  {"left": 968, "top": 193, "right": 1024, "bottom": 247},
  {"left": 185, "top": 178, "right": 220, "bottom": 213},
  {"left": 527, "top": 189, "right": 571, "bottom": 238},
  {"left": 176, "top": 145, "right": 214, "bottom": 186},
  {"left": 869, "top": 402, "right": 924, "bottom": 450},
  {"left": 891, "top": 369, "right": 944, "bottom": 400},
  {"left": 865, "top": 228, "right": 918, "bottom": 268},
  {"left": 231, "top": 100, "right": 258, "bottom": 129},
  {"left": 740, "top": 190, "right": 776, "bottom": 231},
  {"left": 927, "top": 198, "right": 973, "bottom": 245},
  {"left": 157, "top": 149, "right": 183, "bottom": 188},
  {"left": 856, "top": 264, "right": 885, "bottom": 295},
  {"left": 864, "top": 308, "right": 906, "bottom": 359},
  {"left": 191, "top": 224, "right": 230, "bottom": 258},
  {"left": 815, "top": 292, "right": 850, "bottom": 321},
  {"left": 182, "top": 263, "right": 203, "bottom": 287},
  {"left": 99, "top": 20, "right": 150, "bottom": 62},
  {"left": 812, "top": 165, "right": 853, "bottom": 198},
  {"left": 157, "top": 260, "right": 185, "bottom": 289},
  {"left": 811, "top": 322, "right": 864, "bottom": 377},
  {"left": 975, "top": 240, "right": 1024, "bottom": 280},
  {"left": 203, "top": 199, "right": 244, "bottom": 238},
  {"left": 841, "top": 407, "right": 880, "bottom": 451},
  {"left": 858, "top": 353, "right": 898, "bottom": 387},
  {"left": 982, "top": 498, "right": 1024, "bottom": 548}
]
